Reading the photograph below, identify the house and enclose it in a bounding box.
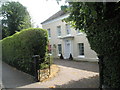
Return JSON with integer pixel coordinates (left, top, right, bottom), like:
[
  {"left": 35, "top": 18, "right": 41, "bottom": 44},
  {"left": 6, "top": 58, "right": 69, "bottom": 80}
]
[{"left": 41, "top": 10, "right": 98, "bottom": 62}]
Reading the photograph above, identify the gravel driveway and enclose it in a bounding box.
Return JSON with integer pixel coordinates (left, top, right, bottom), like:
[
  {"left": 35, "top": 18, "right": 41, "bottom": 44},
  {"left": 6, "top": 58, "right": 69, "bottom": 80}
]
[{"left": 20, "top": 59, "right": 99, "bottom": 88}]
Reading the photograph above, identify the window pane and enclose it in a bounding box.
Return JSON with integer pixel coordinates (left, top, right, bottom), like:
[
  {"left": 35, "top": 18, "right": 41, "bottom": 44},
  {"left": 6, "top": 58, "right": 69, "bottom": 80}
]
[
  {"left": 77, "top": 29, "right": 80, "bottom": 33},
  {"left": 78, "top": 43, "right": 84, "bottom": 55},
  {"left": 66, "top": 24, "right": 71, "bottom": 35},
  {"left": 57, "top": 26, "right": 61, "bottom": 36},
  {"left": 47, "top": 29, "right": 51, "bottom": 37},
  {"left": 58, "top": 44, "right": 62, "bottom": 54}
]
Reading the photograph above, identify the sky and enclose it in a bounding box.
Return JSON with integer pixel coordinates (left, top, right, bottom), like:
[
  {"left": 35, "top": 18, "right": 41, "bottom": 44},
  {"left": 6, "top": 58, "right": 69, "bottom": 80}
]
[{"left": 8, "top": 0, "right": 67, "bottom": 28}]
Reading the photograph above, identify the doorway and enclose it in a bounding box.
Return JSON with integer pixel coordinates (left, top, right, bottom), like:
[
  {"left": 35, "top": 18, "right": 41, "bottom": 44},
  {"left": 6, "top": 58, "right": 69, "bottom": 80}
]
[{"left": 64, "top": 40, "right": 71, "bottom": 59}]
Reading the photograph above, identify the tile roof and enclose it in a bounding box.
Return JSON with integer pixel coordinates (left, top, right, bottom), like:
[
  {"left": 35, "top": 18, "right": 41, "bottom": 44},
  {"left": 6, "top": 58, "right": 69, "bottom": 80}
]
[{"left": 41, "top": 10, "right": 67, "bottom": 24}]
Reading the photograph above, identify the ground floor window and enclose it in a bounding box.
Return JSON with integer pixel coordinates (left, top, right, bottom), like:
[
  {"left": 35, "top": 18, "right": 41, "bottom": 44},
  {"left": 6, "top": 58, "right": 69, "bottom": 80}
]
[
  {"left": 58, "top": 44, "right": 62, "bottom": 54},
  {"left": 48, "top": 44, "right": 52, "bottom": 54},
  {"left": 78, "top": 43, "right": 84, "bottom": 55}
]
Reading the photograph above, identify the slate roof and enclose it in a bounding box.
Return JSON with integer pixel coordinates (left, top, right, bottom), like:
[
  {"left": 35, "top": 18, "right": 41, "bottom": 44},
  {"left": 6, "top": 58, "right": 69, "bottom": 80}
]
[{"left": 41, "top": 10, "right": 67, "bottom": 24}]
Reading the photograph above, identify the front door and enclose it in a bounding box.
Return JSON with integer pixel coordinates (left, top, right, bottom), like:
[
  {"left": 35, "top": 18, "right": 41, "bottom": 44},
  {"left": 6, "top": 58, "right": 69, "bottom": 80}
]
[{"left": 64, "top": 40, "right": 71, "bottom": 59}]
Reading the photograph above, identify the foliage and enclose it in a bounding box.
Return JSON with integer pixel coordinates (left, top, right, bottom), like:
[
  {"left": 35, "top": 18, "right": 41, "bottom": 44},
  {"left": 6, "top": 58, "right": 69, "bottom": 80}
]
[
  {"left": 65, "top": 2, "right": 120, "bottom": 88},
  {"left": 1, "top": 1, "right": 32, "bottom": 38},
  {"left": 40, "top": 54, "right": 53, "bottom": 70},
  {"left": 2, "top": 28, "right": 48, "bottom": 75}
]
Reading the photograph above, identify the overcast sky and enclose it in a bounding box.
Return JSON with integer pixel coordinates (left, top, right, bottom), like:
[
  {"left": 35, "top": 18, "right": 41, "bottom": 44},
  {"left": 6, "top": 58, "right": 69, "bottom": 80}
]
[{"left": 8, "top": 0, "right": 67, "bottom": 28}]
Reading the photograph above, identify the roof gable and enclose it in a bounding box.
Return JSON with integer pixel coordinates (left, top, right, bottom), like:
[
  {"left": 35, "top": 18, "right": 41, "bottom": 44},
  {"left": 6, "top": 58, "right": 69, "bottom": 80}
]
[{"left": 41, "top": 10, "right": 67, "bottom": 24}]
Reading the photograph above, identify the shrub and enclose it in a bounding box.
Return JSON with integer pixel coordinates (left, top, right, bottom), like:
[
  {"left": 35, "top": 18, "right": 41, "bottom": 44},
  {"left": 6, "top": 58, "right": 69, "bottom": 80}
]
[
  {"left": 69, "top": 53, "right": 73, "bottom": 60},
  {"left": 87, "top": 19, "right": 120, "bottom": 88},
  {"left": 2, "top": 28, "right": 48, "bottom": 75},
  {"left": 60, "top": 53, "right": 64, "bottom": 59}
]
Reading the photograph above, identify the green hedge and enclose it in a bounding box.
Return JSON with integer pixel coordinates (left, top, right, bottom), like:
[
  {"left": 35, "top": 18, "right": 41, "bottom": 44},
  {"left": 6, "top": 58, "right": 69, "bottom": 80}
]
[
  {"left": 87, "top": 18, "right": 120, "bottom": 88},
  {"left": 2, "top": 28, "right": 48, "bottom": 75}
]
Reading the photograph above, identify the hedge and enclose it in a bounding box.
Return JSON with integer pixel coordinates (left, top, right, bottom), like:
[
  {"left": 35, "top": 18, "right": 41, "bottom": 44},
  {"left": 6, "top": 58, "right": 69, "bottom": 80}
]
[
  {"left": 2, "top": 28, "right": 48, "bottom": 75},
  {"left": 87, "top": 18, "right": 120, "bottom": 88}
]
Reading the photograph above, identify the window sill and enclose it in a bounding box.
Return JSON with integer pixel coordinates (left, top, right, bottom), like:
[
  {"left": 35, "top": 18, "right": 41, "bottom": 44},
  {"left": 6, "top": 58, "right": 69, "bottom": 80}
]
[
  {"left": 78, "top": 55, "right": 85, "bottom": 58},
  {"left": 66, "top": 34, "right": 72, "bottom": 36},
  {"left": 58, "top": 54, "right": 61, "bottom": 56},
  {"left": 57, "top": 36, "right": 62, "bottom": 38},
  {"left": 77, "top": 33, "right": 83, "bottom": 36},
  {"left": 49, "top": 53, "right": 52, "bottom": 56},
  {"left": 48, "top": 37, "right": 51, "bottom": 39}
]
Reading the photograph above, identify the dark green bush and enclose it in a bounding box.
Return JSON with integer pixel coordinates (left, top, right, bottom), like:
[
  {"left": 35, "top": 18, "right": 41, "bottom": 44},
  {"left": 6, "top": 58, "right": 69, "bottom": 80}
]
[
  {"left": 87, "top": 18, "right": 120, "bottom": 88},
  {"left": 60, "top": 53, "right": 64, "bottom": 59},
  {"left": 2, "top": 28, "right": 48, "bottom": 75}
]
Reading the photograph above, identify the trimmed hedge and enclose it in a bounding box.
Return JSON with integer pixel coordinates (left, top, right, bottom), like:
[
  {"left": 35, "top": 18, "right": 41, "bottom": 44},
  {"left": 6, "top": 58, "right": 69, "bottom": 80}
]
[{"left": 2, "top": 28, "right": 48, "bottom": 75}]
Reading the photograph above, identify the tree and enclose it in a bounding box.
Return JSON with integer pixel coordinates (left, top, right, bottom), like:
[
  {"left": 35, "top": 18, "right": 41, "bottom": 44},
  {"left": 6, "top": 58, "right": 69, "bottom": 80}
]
[
  {"left": 1, "top": 1, "right": 32, "bottom": 38},
  {"left": 64, "top": 2, "right": 120, "bottom": 88}
]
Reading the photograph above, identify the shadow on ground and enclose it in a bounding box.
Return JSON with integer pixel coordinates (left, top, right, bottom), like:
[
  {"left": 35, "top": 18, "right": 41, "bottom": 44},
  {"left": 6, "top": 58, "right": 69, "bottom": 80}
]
[
  {"left": 54, "top": 59, "right": 99, "bottom": 73},
  {"left": 2, "top": 62, "right": 36, "bottom": 88},
  {"left": 55, "top": 75, "right": 99, "bottom": 88}
]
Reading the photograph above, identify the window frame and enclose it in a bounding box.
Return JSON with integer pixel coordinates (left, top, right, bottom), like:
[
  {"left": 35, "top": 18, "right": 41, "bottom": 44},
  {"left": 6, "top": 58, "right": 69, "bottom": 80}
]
[
  {"left": 47, "top": 28, "right": 51, "bottom": 38},
  {"left": 58, "top": 44, "right": 62, "bottom": 55},
  {"left": 76, "top": 29, "right": 83, "bottom": 35},
  {"left": 78, "top": 43, "right": 84, "bottom": 57},
  {"left": 66, "top": 24, "right": 71, "bottom": 35},
  {"left": 57, "top": 26, "right": 61, "bottom": 37}
]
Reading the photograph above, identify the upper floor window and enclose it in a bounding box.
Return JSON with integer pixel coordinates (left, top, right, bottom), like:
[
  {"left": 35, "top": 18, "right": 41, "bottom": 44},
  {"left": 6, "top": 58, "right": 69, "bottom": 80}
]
[
  {"left": 77, "top": 29, "right": 80, "bottom": 34},
  {"left": 66, "top": 24, "right": 71, "bottom": 35},
  {"left": 57, "top": 26, "right": 61, "bottom": 36},
  {"left": 78, "top": 43, "right": 84, "bottom": 55},
  {"left": 47, "top": 28, "right": 51, "bottom": 38},
  {"left": 76, "top": 29, "right": 83, "bottom": 35}
]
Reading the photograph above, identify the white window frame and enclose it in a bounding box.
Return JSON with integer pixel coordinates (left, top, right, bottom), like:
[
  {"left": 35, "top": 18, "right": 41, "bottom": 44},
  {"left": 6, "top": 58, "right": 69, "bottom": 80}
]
[
  {"left": 47, "top": 28, "right": 51, "bottom": 39},
  {"left": 77, "top": 29, "right": 83, "bottom": 35},
  {"left": 58, "top": 44, "right": 62, "bottom": 56},
  {"left": 78, "top": 43, "right": 85, "bottom": 58},
  {"left": 57, "top": 26, "right": 61, "bottom": 37},
  {"left": 66, "top": 24, "right": 71, "bottom": 35}
]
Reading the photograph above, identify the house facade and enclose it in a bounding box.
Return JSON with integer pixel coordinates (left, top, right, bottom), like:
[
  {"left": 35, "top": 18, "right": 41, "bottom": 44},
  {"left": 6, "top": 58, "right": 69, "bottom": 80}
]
[{"left": 41, "top": 10, "right": 98, "bottom": 62}]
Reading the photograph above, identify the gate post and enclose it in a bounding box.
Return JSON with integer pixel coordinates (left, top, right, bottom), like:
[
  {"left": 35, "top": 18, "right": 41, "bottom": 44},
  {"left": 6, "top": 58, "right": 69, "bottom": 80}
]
[
  {"left": 98, "top": 55, "right": 104, "bottom": 90},
  {"left": 32, "top": 55, "right": 40, "bottom": 82}
]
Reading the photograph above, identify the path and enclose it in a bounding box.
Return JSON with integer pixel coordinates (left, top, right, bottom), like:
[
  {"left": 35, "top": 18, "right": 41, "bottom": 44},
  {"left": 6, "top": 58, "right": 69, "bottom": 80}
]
[{"left": 2, "top": 62, "right": 35, "bottom": 88}]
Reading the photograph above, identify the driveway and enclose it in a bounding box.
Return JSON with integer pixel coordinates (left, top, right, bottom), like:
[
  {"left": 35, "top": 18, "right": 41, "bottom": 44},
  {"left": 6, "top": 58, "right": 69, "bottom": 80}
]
[{"left": 19, "top": 59, "right": 99, "bottom": 88}]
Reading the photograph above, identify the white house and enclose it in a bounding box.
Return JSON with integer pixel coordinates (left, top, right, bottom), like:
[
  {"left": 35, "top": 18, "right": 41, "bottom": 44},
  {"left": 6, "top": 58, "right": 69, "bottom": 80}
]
[{"left": 41, "top": 10, "right": 98, "bottom": 62}]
